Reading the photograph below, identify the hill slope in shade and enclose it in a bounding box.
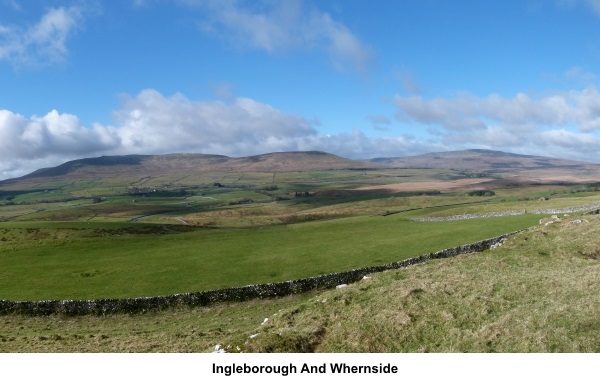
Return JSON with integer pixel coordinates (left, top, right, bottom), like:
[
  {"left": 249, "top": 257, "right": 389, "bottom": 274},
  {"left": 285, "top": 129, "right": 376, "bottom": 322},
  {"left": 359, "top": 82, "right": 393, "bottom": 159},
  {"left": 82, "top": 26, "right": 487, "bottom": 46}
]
[
  {"left": 0, "top": 151, "right": 374, "bottom": 186},
  {"left": 370, "top": 149, "right": 600, "bottom": 185},
  {"left": 370, "top": 149, "right": 597, "bottom": 171},
  {"left": 3, "top": 149, "right": 600, "bottom": 190}
]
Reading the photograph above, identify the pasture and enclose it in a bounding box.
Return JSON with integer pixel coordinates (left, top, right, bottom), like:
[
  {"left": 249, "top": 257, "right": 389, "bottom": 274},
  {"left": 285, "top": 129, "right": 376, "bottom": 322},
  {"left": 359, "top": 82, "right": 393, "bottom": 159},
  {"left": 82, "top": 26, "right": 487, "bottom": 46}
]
[
  {"left": 0, "top": 214, "right": 538, "bottom": 300},
  {"left": 1, "top": 164, "right": 599, "bottom": 301},
  {"left": 1, "top": 211, "right": 600, "bottom": 352},
  {"left": 1, "top": 153, "right": 600, "bottom": 353}
]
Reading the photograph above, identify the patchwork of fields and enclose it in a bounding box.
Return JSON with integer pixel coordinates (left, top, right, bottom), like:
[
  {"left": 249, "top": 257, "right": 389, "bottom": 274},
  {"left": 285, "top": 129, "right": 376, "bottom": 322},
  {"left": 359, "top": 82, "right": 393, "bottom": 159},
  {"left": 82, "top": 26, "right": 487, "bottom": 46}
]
[
  {"left": 1, "top": 156, "right": 599, "bottom": 301},
  {"left": 1, "top": 150, "right": 600, "bottom": 352}
]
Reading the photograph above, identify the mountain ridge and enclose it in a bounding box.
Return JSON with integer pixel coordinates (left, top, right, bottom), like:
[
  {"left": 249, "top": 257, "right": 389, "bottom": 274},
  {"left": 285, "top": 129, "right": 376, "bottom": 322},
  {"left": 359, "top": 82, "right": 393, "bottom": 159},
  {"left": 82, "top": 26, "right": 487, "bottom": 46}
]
[
  {"left": 0, "top": 151, "right": 373, "bottom": 185},
  {"left": 370, "top": 149, "right": 598, "bottom": 171},
  {"left": 2, "top": 149, "right": 600, "bottom": 187}
]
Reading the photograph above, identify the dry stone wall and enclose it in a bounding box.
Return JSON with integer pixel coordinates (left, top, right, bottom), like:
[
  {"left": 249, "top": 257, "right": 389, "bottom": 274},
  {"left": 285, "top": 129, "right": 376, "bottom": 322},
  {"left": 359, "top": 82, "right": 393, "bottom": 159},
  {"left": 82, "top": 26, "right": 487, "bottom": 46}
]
[
  {"left": 410, "top": 200, "right": 600, "bottom": 222},
  {"left": 411, "top": 210, "right": 526, "bottom": 222},
  {"left": 0, "top": 230, "right": 524, "bottom": 316},
  {"left": 532, "top": 201, "right": 600, "bottom": 215}
]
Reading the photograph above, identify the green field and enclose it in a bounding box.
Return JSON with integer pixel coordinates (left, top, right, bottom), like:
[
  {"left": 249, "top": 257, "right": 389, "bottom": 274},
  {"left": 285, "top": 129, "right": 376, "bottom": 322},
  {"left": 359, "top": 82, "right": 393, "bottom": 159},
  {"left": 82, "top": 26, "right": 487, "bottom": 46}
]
[
  {"left": 242, "top": 216, "right": 600, "bottom": 352},
  {"left": 2, "top": 212, "right": 600, "bottom": 352},
  {"left": 2, "top": 159, "right": 600, "bottom": 353},
  {"left": 0, "top": 214, "right": 539, "bottom": 300},
  {"left": 1, "top": 166, "right": 599, "bottom": 302}
]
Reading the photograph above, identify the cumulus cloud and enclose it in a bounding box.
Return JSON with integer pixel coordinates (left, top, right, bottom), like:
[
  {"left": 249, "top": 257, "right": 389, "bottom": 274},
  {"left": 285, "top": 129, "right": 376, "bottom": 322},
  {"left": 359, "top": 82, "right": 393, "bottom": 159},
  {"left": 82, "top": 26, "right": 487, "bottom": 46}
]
[
  {"left": 190, "top": 0, "right": 373, "bottom": 72},
  {"left": 0, "top": 6, "right": 83, "bottom": 67},
  {"left": 395, "top": 88, "right": 600, "bottom": 132},
  {"left": 110, "top": 90, "right": 436, "bottom": 158},
  {"left": 299, "top": 129, "right": 444, "bottom": 159},
  {"left": 0, "top": 109, "right": 120, "bottom": 179},
  {"left": 0, "top": 89, "right": 433, "bottom": 180},
  {"left": 0, "top": 89, "right": 318, "bottom": 162},
  {"left": 6, "top": 86, "right": 600, "bottom": 180},
  {"left": 111, "top": 89, "right": 317, "bottom": 155},
  {"left": 394, "top": 87, "right": 600, "bottom": 161},
  {"left": 0, "top": 109, "right": 119, "bottom": 160}
]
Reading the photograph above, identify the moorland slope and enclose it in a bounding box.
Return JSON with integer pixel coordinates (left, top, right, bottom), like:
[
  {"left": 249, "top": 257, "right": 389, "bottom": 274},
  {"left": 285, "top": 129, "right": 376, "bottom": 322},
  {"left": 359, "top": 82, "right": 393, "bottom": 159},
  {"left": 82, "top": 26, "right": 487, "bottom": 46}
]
[
  {"left": 0, "top": 151, "right": 373, "bottom": 186},
  {"left": 372, "top": 149, "right": 600, "bottom": 184},
  {"left": 370, "top": 149, "right": 595, "bottom": 171}
]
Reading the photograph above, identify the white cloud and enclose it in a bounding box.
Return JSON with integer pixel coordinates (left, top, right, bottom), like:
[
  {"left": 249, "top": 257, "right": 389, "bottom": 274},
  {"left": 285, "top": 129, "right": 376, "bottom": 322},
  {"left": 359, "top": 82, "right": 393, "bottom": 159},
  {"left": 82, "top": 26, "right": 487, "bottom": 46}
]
[
  {"left": 298, "top": 128, "right": 443, "bottom": 159},
  {"left": 110, "top": 90, "right": 436, "bottom": 159},
  {"left": 0, "top": 89, "right": 434, "bottom": 180},
  {"left": 394, "top": 88, "right": 600, "bottom": 161},
  {"left": 0, "top": 6, "right": 83, "bottom": 67},
  {"left": 5, "top": 86, "right": 600, "bottom": 180},
  {"left": 111, "top": 89, "right": 317, "bottom": 155},
  {"left": 190, "top": 0, "right": 372, "bottom": 72},
  {"left": 395, "top": 88, "right": 600, "bottom": 131},
  {"left": 0, "top": 109, "right": 119, "bottom": 161}
]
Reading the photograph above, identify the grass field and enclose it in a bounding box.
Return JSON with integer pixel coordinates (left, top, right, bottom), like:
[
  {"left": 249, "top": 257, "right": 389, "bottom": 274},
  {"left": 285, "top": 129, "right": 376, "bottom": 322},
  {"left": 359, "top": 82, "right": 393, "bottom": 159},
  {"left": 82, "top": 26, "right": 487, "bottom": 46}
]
[
  {"left": 1, "top": 211, "right": 600, "bottom": 352},
  {"left": 243, "top": 214, "right": 600, "bottom": 352},
  {"left": 0, "top": 214, "right": 539, "bottom": 300},
  {"left": 0, "top": 156, "right": 600, "bottom": 352},
  {"left": 1, "top": 164, "right": 600, "bottom": 302}
]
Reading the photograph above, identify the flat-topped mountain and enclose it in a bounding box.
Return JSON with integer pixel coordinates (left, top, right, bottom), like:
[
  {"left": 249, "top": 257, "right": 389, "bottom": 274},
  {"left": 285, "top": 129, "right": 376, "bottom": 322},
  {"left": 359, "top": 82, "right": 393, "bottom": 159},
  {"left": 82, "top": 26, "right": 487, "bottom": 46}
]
[
  {"left": 1, "top": 151, "right": 374, "bottom": 185},
  {"left": 371, "top": 149, "right": 600, "bottom": 175},
  {"left": 3, "top": 149, "right": 600, "bottom": 189}
]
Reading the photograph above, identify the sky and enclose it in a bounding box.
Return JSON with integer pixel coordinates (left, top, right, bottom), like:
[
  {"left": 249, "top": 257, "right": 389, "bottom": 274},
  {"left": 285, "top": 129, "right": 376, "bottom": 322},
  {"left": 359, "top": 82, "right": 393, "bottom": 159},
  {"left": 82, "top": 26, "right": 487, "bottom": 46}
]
[{"left": 2, "top": 0, "right": 600, "bottom": 180}]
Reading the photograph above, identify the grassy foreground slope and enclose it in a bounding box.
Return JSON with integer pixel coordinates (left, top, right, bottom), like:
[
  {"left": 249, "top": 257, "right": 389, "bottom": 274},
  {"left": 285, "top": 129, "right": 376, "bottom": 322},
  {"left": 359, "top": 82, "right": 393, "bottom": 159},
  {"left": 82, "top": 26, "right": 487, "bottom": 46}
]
[
  {"left": 2, "top": 212, "right": 600, "bottom": 352},
  {"left": 244, "top": 214, "right": 600, "bottom": 352}
]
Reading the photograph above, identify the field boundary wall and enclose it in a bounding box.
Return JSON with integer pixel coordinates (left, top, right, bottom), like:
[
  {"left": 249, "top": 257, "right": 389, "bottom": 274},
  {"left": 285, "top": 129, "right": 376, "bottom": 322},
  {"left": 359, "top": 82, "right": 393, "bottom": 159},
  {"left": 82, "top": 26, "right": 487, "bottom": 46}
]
[
  {"left": 411, "top": 210, "right": 526, "bottom": 222},
  {"left": 532, "top": 201, "right": 600, "bottom": 214},
  {"left": 410, "top": 200, "right": 600, "bottom": 222},
  {"left": 0, "top": 230, "right": 525, "bottom": 316}
]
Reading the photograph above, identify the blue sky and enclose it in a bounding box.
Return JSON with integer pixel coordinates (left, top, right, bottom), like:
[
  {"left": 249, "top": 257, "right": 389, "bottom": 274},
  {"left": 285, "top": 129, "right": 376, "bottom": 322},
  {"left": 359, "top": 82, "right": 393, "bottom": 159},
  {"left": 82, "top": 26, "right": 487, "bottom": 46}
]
[{"left": 2, "top": 0, "right": 600, "bottom": 179}]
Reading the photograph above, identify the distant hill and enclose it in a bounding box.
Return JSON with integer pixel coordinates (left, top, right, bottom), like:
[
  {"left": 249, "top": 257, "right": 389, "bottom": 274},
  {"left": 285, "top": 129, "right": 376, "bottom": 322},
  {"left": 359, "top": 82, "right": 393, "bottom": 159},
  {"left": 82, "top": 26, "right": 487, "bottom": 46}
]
[
  {"left": 0, "top": 151, "right": 374, "bottom": 186},
  {"left": 3, "top": 149, "right": 600, "bottom": 189},
  {"left": 369, "top": 149, "right": 600, "bottom": 183},
  {"left": 370, "top": 149, "right": 597, "bottom": 172}
]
